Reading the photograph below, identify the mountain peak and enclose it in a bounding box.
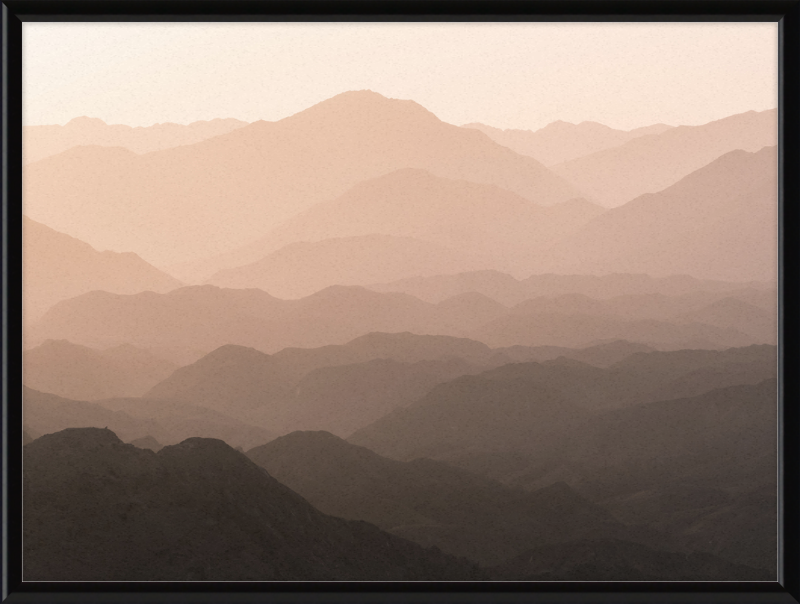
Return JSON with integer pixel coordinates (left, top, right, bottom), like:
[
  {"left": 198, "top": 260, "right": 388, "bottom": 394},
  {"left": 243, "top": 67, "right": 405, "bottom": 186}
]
[{"left": 290, "top": 90, "right": 441, "bottom": 125}]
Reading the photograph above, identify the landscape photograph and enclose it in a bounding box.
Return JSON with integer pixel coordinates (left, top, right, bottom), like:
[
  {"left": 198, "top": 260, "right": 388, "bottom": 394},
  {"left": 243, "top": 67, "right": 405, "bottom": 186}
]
[{"left": 19, "top": 21, "right": 779, "bottom": 582}]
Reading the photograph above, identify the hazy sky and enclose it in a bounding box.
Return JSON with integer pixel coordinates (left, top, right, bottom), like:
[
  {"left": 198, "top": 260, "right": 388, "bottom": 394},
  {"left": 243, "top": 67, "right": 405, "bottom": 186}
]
[{"left": 23, "top": 22, "right": 778, "bottom": 131}]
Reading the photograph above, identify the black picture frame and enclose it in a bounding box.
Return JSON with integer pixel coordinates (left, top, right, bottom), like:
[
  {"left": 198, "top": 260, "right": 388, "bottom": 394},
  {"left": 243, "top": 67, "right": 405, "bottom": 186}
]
[{"left": 2, "top": 1, "right": 798, "bottom": 602}]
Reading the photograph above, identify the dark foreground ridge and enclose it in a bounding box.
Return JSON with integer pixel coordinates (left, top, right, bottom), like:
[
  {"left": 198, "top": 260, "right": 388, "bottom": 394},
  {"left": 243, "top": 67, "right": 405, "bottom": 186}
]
[{"left": 23, "top": 427, "right": 484, "bottom": 581}]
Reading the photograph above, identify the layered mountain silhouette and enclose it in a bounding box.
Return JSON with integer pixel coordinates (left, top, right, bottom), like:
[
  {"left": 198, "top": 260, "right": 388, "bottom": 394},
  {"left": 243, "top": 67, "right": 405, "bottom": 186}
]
[
  {"left": 27, "top": 280, "right": 774, "bottom": 357},
  {"left": 348, "top": 346, "right": 776, "bottom": 462},
  {"left": 24, "top": 428, "right": 484, "bottom": 580},
  {"left": 144, "top": 333, "right": 493, "bottom": 434},
  {"left": 551, "top": 109, "right": 776, "bottom": 207},
  {"left": 24, "top": 90, "right": 581, "bottom": 268},
  {"left": 207, "top": 234, "right": 497, "bottom": 298},
  {"left": 23, "top": 116, "right": 247, "bottom": 164},
  {"left": 23, "top": 216, "right": 181, "bottom": 323},
  {"left": 24, "top": 339, "right": 177, "bottom": 400},
  {"left": 247, "top": 431, "right": 636, "bottom": 566},
  {"left": 195, "top": 169, "right": 603, "bottom": 283},
  {"left": 541, "top": 146, "right": 778, "bottom": 282},
  {"left": 464, "top": 120, "right": 673, "bottom": 166},
  {"left": 21, "top": 92, "right": 779, "bottom": 583},
  {"left": 22, "top": 387, "right": 276, "bottom": 450},
  {"left": 143, "top": 336, "right": 672, "bottom": 436}
]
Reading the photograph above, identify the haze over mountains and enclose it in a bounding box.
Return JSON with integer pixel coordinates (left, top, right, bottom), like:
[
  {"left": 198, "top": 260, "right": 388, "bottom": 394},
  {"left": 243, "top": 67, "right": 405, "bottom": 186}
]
[
  {"left": 22, "top": 90, "right": 778, "bottom": 581},
  {"left": 23, "top": 116, "right": 248, "bottom": 164},
  {"left": 24, "top": 90, "right": 581, "bottom": 269}
]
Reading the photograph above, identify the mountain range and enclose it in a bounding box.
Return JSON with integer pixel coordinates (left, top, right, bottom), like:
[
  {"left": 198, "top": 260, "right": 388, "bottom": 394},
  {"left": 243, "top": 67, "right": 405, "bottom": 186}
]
[
  {"left": 24, "top": 90, "right": 581, "bottom": 268},
  {"left": 26, "top": 277, "right": 774, "bottom": 358}
]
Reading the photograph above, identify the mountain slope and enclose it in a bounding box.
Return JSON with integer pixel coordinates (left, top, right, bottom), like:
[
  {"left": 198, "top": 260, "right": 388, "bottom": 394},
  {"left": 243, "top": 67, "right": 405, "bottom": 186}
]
[
  {"left": 24, "top": 428, "right": 484, "bottom": 580},
  {"left": 246, "top": 431, "right": 629, "bottom": 566},
  {"left": 463, "top": 120, "right": 673, "bottom": 166},
  {"left": 23, "top": 216, "right": 181, "bottom": 323},
  {"left": 541, "top": 146, "right": 777, "bottom": 282},
  {"left": 24, "top": 90, "right": 582, "bottom": 268},
  {"left": 551, "top": 108, "right": 776, "bottom": 207},
  {"left": 23, "top": 339, "right": 177, "bottom": 400}
]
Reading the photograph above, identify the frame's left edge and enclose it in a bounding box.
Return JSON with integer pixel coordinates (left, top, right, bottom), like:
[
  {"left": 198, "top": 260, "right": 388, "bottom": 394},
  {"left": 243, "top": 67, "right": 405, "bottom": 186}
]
[{"left": 2, "top": 0, "right": 24, "bottom": 601}]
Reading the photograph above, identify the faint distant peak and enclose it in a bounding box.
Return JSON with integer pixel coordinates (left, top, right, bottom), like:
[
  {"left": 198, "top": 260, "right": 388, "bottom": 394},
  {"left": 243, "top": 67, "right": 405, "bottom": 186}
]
[{"left": 65, "top": 116, "right": 107, "bottom": 128}]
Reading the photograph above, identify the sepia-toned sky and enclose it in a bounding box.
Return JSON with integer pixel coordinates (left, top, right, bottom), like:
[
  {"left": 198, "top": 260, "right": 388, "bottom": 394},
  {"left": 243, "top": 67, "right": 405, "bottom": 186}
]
[{"left": 23, "top": 22, "right": 777, "bottom": 131}]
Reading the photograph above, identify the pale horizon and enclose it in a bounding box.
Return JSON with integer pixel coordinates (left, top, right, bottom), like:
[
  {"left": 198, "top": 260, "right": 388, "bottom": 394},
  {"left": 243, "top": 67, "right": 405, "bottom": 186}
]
[{"left": 23, "top": 22, "right": 778, "bottom": 131}]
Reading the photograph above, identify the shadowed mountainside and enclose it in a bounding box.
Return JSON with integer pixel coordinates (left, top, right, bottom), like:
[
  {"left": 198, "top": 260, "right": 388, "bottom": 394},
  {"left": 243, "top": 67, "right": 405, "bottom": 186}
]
[
  {"left": 490, "top": 538, "right": 771, "bottom": 581},
  {"left": 23, "top": 216, "right": 181, "bottom": 323},
  {"left": 247, "top": 431, "right": 638, "bottom": 566},
  {"left": 348, "top": 347, "right": 776, "bottom": 461},
  {"left": 24, "top": 428, "right": 484, "bottom": 580}
]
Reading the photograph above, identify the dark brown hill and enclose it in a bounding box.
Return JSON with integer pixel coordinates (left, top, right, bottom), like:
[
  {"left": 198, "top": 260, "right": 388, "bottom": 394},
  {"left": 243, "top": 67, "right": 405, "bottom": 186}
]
[{"left": 24, "top": 428, "right": 484, "bottom": 580}]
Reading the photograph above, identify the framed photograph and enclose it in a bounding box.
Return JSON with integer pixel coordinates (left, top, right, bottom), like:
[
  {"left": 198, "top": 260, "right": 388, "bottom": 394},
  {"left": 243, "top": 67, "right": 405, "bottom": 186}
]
[{"left": 3, "top": 1, "right": 798, "bottom": 602}]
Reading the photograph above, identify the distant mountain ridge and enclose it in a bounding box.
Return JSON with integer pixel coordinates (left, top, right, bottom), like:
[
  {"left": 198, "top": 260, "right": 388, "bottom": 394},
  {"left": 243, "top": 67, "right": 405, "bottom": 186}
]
[
  {"left": 463, "top": 120, "right": 673, "bottom": 166},
  {"left": 24, "top": 116, "right": 248, "bottom": 164}
]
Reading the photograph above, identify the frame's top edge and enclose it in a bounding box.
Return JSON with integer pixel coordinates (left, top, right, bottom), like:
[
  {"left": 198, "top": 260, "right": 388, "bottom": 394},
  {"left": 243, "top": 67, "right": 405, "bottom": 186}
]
[{"left": 3, "top": 0, "right": 798, "bottom": 19}]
